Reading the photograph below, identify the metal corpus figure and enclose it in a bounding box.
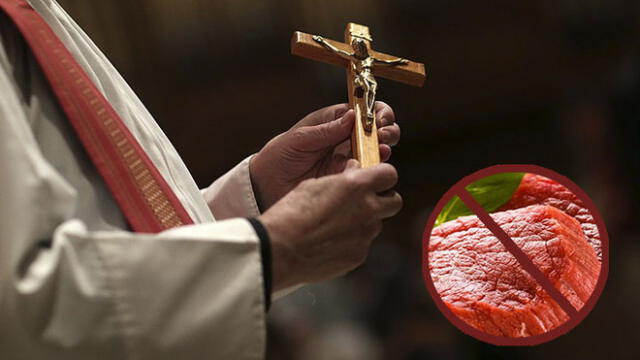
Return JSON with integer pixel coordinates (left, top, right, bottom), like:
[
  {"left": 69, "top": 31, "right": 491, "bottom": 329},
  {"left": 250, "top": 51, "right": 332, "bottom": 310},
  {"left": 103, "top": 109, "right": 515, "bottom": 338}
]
[{"left": 313, "top": 34, "right": 408, "bottom": 130}]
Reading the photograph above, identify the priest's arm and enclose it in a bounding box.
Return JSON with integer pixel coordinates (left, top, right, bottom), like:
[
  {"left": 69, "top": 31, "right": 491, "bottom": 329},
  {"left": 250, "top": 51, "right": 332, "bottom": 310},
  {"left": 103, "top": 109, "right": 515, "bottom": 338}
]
[{"left": 0, "top": 104, "right": 267, "bottom": 359}]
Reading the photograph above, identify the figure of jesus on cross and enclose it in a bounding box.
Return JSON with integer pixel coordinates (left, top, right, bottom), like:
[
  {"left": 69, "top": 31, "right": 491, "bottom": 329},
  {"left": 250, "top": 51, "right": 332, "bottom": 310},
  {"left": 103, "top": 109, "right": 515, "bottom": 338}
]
[
  {"left": 292, "top": 23, "right": 426, "bottom": 168},
  {"left": 312, "top": 34, "right": 409, "bottom": 128}
]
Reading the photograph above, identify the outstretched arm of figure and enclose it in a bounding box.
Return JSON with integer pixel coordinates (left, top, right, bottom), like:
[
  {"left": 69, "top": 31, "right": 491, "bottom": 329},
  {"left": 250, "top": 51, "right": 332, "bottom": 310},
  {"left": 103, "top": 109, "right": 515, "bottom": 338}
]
[
  {"left": 374, "top": 57, "right": 409, "bottom": 66},
  {"left": 312, "top": 35, "right": 354, "bottom": 60}
]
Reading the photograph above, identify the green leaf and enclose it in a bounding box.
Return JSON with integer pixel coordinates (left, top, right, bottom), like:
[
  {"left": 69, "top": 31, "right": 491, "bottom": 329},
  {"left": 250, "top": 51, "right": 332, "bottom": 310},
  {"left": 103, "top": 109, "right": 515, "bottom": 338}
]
[
  {"left": 435, "top": 195, "right": 470, "bottom": 227},
  {"left": 435, "top": 172, "right": 525, "bottom": 227}
]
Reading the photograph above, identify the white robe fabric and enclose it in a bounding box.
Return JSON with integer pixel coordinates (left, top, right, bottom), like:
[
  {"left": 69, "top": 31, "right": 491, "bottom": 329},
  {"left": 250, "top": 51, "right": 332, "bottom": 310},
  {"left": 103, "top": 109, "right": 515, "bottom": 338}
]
[{"left": 0, "top": 1, "right": 267, "bottom": 359}]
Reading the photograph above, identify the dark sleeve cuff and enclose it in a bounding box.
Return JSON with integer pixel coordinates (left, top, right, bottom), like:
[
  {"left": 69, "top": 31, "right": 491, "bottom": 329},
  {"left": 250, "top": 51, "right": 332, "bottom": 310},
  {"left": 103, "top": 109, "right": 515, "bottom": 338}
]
[{"left": 247, "top": 217, "right": 272, "bottom": 311}]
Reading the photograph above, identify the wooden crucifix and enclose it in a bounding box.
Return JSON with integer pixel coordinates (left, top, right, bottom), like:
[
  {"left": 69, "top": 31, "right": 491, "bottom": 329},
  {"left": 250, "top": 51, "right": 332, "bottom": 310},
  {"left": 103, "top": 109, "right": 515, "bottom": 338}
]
[{"left": 292, "top": 23, "right": 426, "bottom": 167}]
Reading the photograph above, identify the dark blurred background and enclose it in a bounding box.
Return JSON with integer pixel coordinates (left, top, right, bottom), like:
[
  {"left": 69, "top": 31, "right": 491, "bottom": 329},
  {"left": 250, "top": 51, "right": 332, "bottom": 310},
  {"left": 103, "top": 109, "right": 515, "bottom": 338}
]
[{"left": 58, "top": 0, "right": 639, "bottom": 358}]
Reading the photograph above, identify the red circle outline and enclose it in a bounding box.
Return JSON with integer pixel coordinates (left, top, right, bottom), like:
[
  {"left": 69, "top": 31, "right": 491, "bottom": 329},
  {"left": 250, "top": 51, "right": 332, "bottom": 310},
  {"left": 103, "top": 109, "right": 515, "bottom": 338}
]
[{"left": 421, "top": 164, "right": 609, "bottom": 346}]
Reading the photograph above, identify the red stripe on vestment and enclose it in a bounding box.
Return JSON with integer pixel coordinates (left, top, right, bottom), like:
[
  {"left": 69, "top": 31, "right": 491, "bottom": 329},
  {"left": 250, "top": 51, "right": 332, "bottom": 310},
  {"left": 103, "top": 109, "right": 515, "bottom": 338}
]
[{"left": 0, "top": 0, "right": 194, "bottom": 232}]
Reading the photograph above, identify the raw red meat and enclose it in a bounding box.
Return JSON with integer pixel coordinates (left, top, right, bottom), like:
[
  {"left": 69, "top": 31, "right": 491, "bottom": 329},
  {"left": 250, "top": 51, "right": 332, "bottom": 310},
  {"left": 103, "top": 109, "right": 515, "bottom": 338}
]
[
  {"left": 499, "top": 173, "right": 601, "bottom": 260},
  {"left": 429, "top": 205, "right": 600, "bottom": 337}
]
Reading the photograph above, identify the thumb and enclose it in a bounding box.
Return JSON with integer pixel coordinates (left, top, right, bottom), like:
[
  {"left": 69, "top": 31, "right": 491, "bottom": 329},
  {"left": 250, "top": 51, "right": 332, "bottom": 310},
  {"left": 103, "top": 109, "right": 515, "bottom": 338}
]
[
  {"left": 344, "top": 159, "right": 361, "bottom": 172},
  {"left": 300, "top": 110, "right": 355, "bottom": 151}
]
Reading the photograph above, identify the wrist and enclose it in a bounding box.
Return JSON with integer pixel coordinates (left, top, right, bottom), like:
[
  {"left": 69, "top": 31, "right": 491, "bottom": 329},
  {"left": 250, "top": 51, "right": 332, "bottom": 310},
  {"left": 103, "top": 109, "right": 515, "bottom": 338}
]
[
  {"left": 258, "top": 212, "right": 301, "bottom": 291},
  {"left": 246, "top": 218, "right": 272, "bottom": 310},
  {"left": 249, "top": 154, "right": 269, "bottom": 212}
]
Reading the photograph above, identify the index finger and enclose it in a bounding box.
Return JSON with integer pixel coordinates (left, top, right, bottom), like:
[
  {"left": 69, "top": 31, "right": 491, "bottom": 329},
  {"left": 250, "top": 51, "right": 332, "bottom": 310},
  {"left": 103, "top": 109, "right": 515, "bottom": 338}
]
[{"left": 293, "top": 103, "right": 350, "bottom": 129}]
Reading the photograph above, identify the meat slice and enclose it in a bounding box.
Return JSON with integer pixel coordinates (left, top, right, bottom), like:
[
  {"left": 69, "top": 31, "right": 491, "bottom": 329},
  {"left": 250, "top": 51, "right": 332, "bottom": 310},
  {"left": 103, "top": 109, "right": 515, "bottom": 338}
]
[
  {"left": 428, "top": 205, "right": 600, "bottom": 337},
  {"left": 499, "top": 173, "right": 601, "bottom": 260}
]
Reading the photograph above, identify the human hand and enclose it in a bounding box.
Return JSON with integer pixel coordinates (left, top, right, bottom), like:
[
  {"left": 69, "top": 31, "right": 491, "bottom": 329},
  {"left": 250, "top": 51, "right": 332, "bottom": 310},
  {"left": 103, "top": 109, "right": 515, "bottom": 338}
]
[
  {"left": 250, "top": 102, "right": 401, "bottom": 210},
  {"left": 258, "top": 161, "right": 402, "bottom": 291}
]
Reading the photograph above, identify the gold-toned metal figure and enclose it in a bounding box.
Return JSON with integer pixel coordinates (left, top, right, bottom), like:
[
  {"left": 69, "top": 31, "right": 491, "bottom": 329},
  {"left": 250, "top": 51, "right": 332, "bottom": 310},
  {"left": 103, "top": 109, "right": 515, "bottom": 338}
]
[{"left": 313, "top": 34, "right": 408, "bottom": 130}]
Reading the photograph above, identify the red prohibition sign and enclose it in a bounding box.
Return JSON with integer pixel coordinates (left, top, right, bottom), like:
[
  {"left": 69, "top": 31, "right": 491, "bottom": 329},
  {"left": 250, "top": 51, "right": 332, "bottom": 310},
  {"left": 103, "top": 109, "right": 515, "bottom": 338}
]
[{"left": 422, "top": 165, "right": 609, "bottom": 346}]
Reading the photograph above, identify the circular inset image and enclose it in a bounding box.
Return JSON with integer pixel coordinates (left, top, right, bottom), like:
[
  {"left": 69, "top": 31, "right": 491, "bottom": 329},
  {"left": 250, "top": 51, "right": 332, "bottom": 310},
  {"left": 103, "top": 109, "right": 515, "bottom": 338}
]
[{"left": 422, "top": 165, "right": 608, "bottom": 346}]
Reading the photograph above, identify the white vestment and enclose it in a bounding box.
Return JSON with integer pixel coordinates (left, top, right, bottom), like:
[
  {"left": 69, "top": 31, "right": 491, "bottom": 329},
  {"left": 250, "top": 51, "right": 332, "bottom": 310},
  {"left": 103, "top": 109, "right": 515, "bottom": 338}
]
[{"left": 0, "top": 1, "right": 268, "bottom": 359}]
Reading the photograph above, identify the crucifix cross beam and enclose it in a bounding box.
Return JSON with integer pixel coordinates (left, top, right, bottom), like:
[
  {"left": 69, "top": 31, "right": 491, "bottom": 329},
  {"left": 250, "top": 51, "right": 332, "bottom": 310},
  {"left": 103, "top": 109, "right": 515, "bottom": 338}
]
[{"left": 292, "top": 23, "right": 426, "bottom": 167}]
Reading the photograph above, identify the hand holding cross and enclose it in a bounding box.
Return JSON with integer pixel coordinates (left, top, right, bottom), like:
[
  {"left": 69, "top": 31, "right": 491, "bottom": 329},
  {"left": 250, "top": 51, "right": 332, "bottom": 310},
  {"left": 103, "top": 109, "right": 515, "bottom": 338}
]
[{"left": 292, "top": 23, "right": 426, "bottom": 167}]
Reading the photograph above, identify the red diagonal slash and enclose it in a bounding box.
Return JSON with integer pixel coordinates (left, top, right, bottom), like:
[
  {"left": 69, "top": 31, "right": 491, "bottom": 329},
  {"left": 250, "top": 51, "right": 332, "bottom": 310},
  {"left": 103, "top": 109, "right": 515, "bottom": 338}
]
[{"left": 457, "top": 189, "right": 579, "bottom": 319}]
